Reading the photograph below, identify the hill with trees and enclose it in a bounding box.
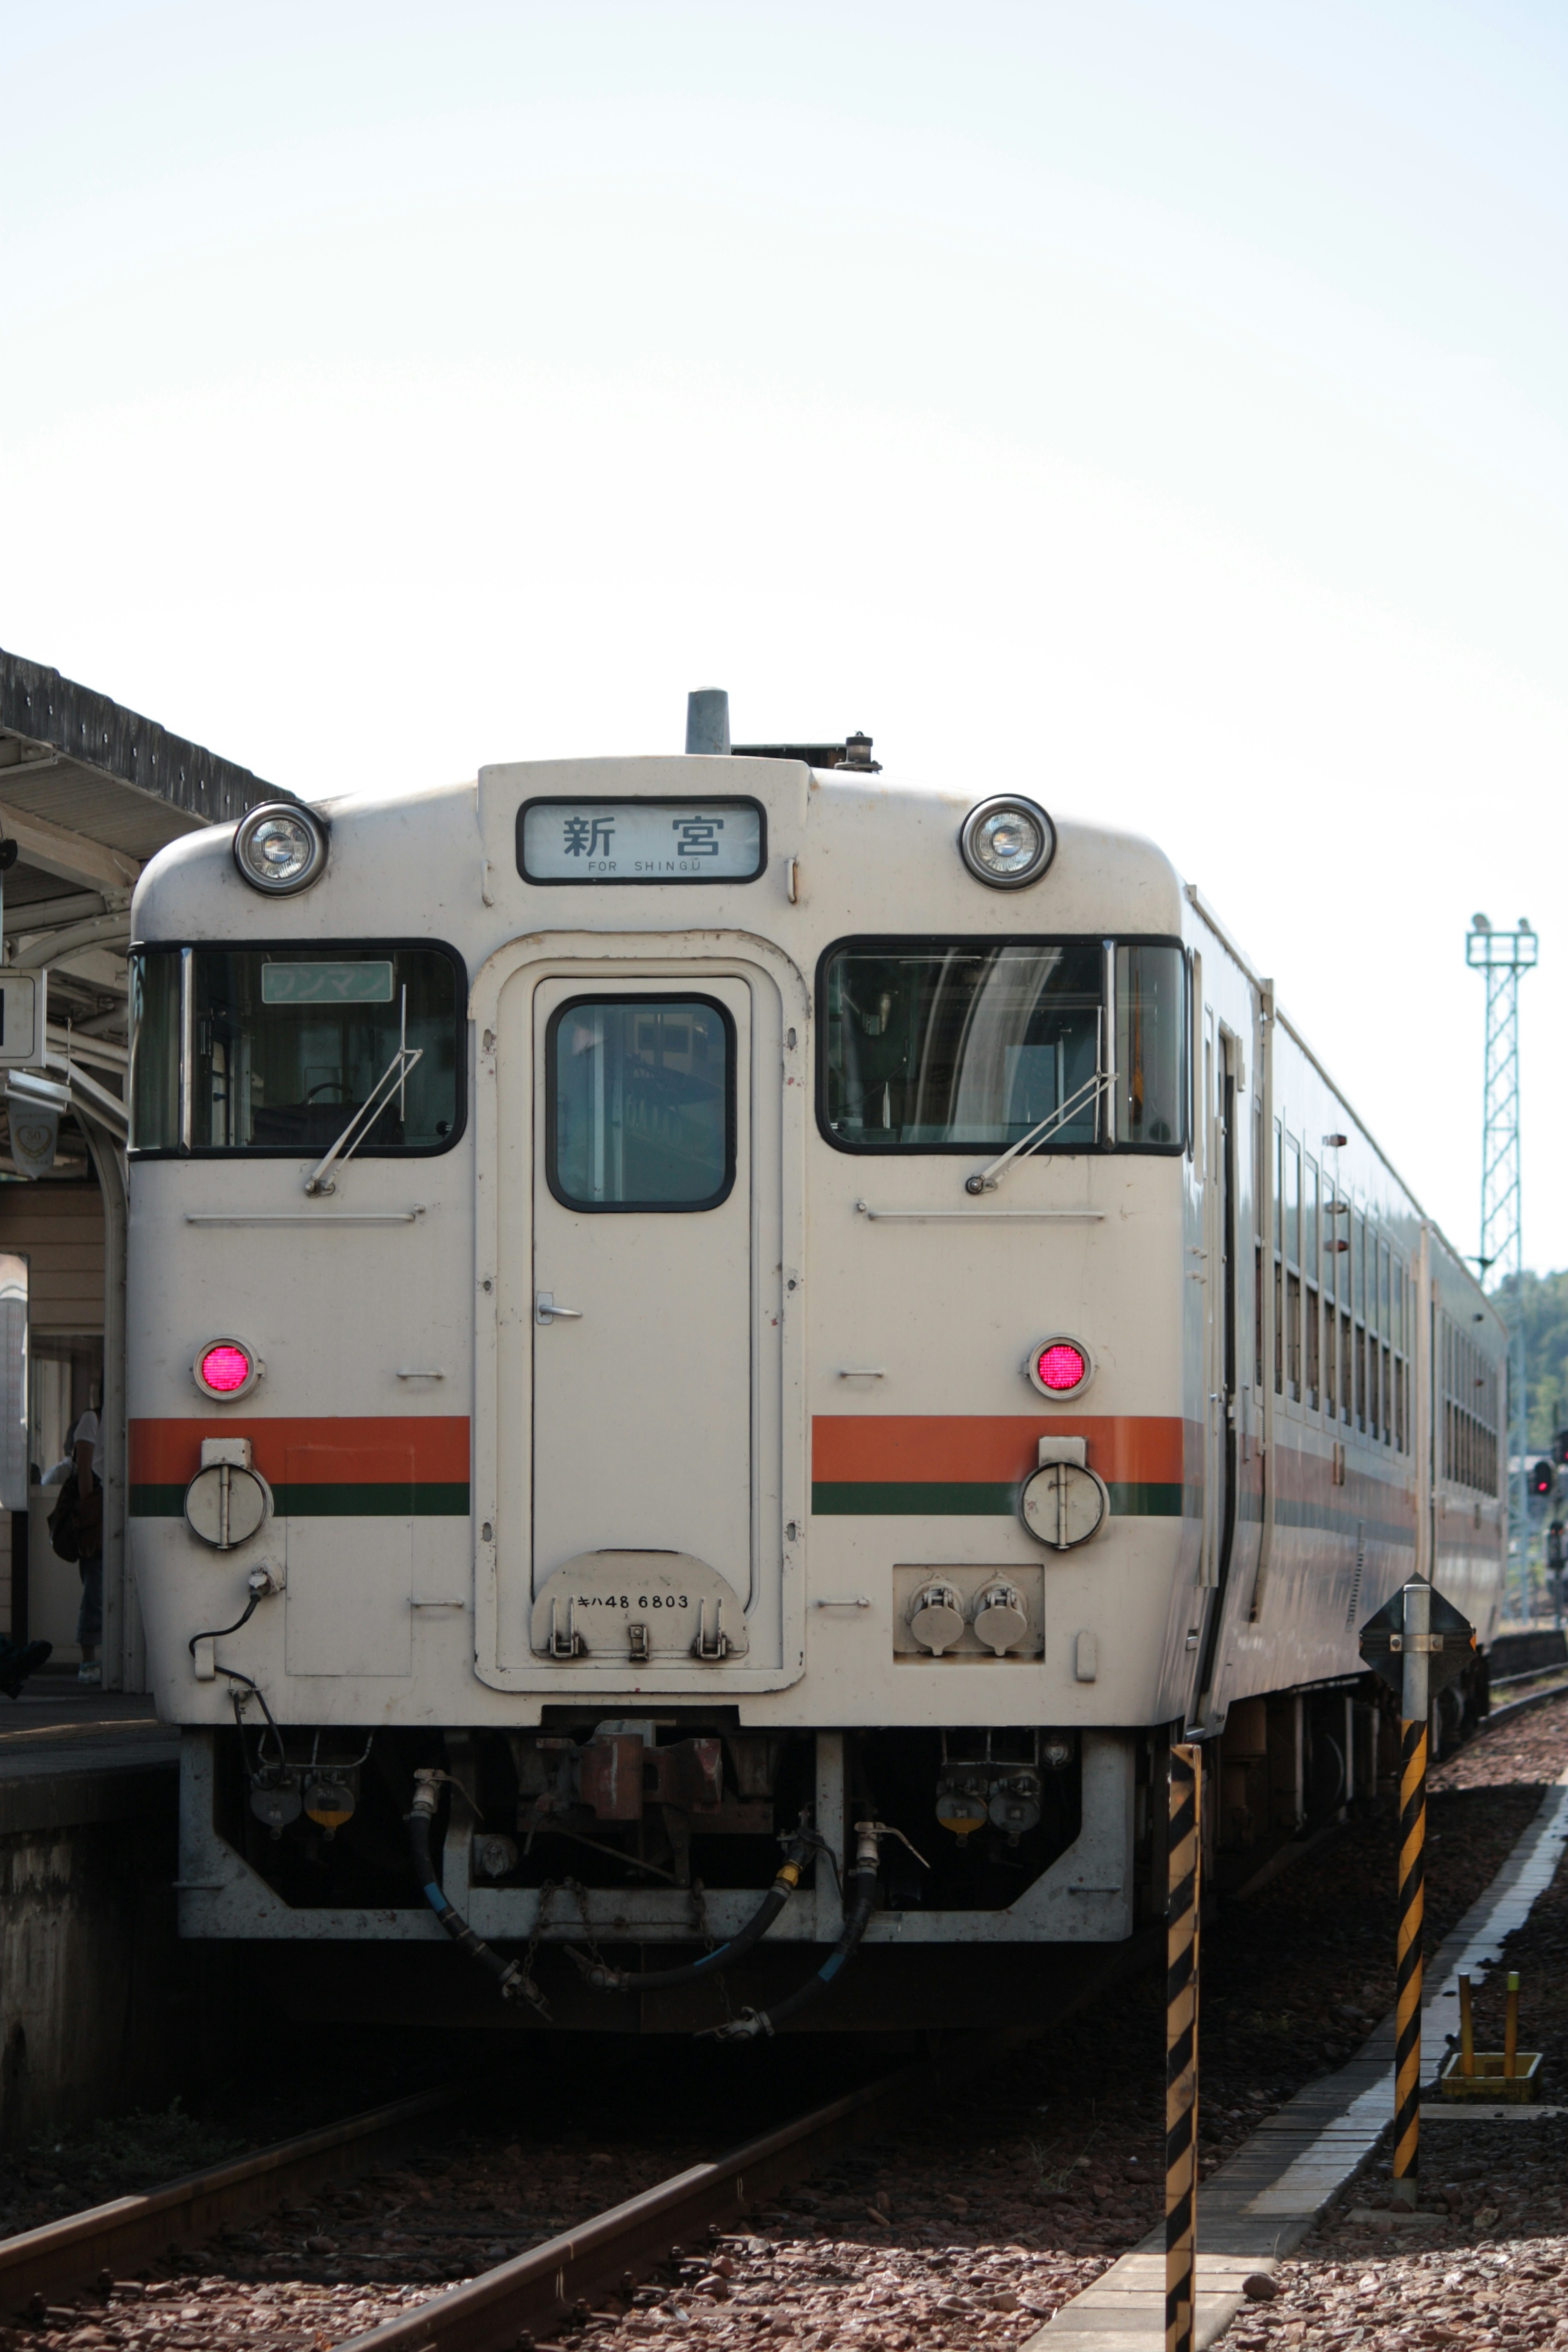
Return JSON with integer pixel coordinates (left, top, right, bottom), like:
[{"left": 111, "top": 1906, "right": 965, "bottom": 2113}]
[{"left": 1494, "top": 1270, "right": 1568, "bottom": 1449}]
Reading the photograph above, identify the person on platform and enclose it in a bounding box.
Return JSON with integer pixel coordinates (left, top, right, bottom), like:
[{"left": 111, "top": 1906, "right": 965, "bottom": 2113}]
[
  {"left": 69, "top": 1401, "right": 105, "bottom": 1688},
  {"left": 0, "top": 1633, "right": 50, "bottom": 1697}
]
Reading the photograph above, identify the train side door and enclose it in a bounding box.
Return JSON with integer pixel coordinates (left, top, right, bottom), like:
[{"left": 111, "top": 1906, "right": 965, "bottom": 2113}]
[
  {"left": 530, "top": 976, "right": 754, "bottom": 1605},
  {"left": 1195, "top": 1023, "right": 1240, "bottom": 1719}
]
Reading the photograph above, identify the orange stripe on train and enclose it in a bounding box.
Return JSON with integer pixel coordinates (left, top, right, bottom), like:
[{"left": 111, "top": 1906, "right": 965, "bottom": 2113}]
[
  {"left": 129, "top": 1416, "right": 470, "bottom": 1486},
  {"left": 811, "top": 1414, "right": 1185, "bottom": 1484}
]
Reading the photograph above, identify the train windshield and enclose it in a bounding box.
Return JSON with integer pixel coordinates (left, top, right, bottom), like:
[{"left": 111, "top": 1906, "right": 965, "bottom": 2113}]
[
  {"left": 820, "top": 939, "right": 1185, "bottom": 1152},
  {"left": 129, "top": 945, "right": 463, "bottom": 1154}
]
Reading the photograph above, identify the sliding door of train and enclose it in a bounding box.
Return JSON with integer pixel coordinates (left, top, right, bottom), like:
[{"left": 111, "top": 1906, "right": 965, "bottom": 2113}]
[{"left": 1195, "top": 1019, "right": 1241, "bottom": 1719}]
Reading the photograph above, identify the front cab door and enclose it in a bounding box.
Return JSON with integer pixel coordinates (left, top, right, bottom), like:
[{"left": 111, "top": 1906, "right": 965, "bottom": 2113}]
[{"left": 470, "top": 934, "right": 807, "bottom": 1693}]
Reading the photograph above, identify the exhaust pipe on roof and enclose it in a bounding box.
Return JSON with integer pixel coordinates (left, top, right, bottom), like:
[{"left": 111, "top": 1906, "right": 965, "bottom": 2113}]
[{"left": 685, "top": 688, "right": 731, "bottom": 756}]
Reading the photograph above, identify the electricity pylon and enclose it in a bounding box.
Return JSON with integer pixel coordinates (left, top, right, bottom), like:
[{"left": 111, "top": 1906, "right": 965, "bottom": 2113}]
[{"left": 1467, "top": 914, "right": 1537, "bottom": 1619}]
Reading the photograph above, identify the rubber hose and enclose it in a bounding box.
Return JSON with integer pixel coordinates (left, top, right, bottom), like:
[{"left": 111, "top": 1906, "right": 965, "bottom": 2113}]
[
  {"left": 410, "top": 1806, "right": 534, "bottom": 2002},
  {"left": 706, "top": 1870, "right": 877, "bottom": 2041},
  {"left": 569, "top": 1847, "right": 811, "bottom": 1994}
]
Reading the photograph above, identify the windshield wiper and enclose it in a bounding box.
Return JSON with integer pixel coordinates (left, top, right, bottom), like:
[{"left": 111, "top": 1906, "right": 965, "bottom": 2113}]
[
  {"left": 304, "top": 1046, "right": 423, "bottom": 1196},
  {"left": 964, "top": 1063, "right": 1112, "bottom": 1196}
]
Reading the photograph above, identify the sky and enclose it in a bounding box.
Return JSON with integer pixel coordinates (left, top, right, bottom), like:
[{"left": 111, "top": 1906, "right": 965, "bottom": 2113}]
[{"left": 2, "top": 1, "right": 1565, "bottom": 1270}]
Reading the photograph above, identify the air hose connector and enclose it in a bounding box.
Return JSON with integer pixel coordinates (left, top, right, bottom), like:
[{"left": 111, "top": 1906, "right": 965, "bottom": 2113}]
[
  {"left": 704, "top": 1821, "right": 924, "bottom": 2042},
  {"left": 568, "top": 1826, "right": 817, "bottom": 1995}
]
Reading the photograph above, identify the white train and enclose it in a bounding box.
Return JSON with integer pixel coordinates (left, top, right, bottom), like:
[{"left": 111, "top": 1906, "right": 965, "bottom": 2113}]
[{"left": 127, "top": 695, "right": 1507, "bottom": 2030}]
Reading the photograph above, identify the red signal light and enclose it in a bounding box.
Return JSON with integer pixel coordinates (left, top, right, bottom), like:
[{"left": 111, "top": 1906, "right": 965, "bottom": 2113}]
[
  {"left": 1036, "top": 1342, "right": 1087, "bottom": 1392},
  {"left": 200, "top": 1344, "right": 250, "bottom": 1392},
  {"left": 195, "top": 1341, "right": 256, "bottom": 1399}
]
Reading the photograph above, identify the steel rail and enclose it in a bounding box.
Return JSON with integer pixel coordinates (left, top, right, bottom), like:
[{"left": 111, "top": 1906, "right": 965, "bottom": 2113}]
[
  {"left": 336, "top": 2051, "right": 985, "bottom": 2351},
  {"left": 0, "top": 2086, "right": 462, "bottom": 2317},
  {"left": 1485, "top": 1677, "right": 1568, "bottom": 1725},
  {"left": 339, "top": 1943, "right": 1161, "bottom": 2352}
]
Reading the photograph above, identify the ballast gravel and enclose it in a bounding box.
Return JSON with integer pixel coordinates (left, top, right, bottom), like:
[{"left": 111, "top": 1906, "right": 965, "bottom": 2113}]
[
  {"left": 1225, "top": 1694, "right": 1568, "bottom": 2352},
  {"left": 6, "top": 1693, "right": 1566, "bottom": 2352}
]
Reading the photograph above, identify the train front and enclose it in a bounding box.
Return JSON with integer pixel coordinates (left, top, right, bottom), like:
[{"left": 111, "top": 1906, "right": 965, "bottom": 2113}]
[{"left": 128, "top": 740, "right": 1200, "bottom": 2028}]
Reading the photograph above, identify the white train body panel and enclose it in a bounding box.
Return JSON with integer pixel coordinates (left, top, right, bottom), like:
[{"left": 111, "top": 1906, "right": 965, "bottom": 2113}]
[{"left": 125, "top": 751, "right": 1507, "bottom": 1978}]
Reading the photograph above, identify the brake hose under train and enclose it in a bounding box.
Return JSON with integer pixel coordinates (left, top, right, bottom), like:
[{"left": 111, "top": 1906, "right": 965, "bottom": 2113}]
[
  {"left": 705, "top": 1821, "right": 887, "bottom": 2040},
  {"left": 409, "top": 1768, "right": 540, "bottom": 2006}
]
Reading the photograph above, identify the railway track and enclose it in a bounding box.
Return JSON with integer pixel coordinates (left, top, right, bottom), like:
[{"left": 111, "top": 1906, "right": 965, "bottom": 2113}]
[
  {"left": 340, "top": 2040, "right": 1023, "bottom": 2352},
  {"left": 0, "top": 2088, "right": 462, "bottom": 2318},
  {"left": 8, "top": 1690, "right": 1564, "bottom": 2352},
  {"left": 0, "top": 1954, "right": 1152, "bottom": 2347},
  {"left": 1488, "top": 1670, "right": 1568, "bottom": 1721},
  {"left": 0, "top": 2038, "right": 1068, "bottom": 2347}
]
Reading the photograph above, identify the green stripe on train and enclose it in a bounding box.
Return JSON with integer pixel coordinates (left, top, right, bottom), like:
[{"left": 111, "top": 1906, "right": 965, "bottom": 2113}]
[
  {"left": 810, "top": 1480, "right": 1186, "bottom": 1517},
  {"left": 129, "top": 1483, "right": 471, "bottom": 1518}
]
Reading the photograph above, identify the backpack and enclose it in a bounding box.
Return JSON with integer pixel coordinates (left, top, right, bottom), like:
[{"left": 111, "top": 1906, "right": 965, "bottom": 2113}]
[
  {"left": 47, "top": 1471, "right": 102, "bottom": 1564},
  {"left": 47, "top": 1471, "right": 81, "bottom": 1563}
]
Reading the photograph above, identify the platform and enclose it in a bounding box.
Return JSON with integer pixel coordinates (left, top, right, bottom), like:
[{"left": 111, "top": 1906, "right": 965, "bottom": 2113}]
[{"left": 0, "top": 1670, "right": 177, "bottom": 1832}]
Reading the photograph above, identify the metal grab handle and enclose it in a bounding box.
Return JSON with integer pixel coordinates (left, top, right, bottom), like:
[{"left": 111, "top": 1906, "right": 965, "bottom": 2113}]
[{"left": 535, "top": 1291, "right": 584, "bottom": 1325}]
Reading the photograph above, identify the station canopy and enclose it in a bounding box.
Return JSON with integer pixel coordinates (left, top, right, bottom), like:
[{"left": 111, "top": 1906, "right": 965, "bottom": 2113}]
[{"left": 0, "top": 645, "right": 282, "bottom": 1171}]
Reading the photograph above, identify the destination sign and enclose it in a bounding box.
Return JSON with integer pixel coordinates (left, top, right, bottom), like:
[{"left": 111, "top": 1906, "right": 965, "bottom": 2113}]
[
  {"left": 518, "top": 798, "right": 765, "bottom": 884},
  {"left": 261, "top": 961, "right": 396, "bottom": 1004}
]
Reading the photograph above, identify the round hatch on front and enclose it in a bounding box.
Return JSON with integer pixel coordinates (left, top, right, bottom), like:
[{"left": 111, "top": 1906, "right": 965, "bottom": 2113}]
[
  {"left": 184, "top": 1464, "right": 269, "bottom": 1550},
  {"left": 1020, "top": 1460, "right": 1108, "bottom": 1552}
]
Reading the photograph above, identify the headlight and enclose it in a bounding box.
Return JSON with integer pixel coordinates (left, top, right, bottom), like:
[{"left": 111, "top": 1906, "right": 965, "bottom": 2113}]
[
  {"left": 233, "top": 802, "right": 328, "bottom": 895},
  {"left": 959, "top": 795, "right": 1056, "bottom": 889}
]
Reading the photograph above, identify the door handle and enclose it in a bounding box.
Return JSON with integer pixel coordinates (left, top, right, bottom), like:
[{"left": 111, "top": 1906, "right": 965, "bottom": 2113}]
[{"left": 536, "top": 1291, "right": 584, "bottom": 1325}]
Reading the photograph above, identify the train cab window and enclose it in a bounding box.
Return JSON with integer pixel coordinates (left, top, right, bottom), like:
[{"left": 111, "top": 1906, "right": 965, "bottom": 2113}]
[
  {"left": 818, "top": 937, "right": 1185, "bottom": 1153},
  {"left": 1113, "top": 945, "right": 1185, "bottom": 1146},
  {"left": 546, "top": 996, "right": 734, "bottom": 1211},
  {"left": 129, "top": 944, "right": 464, "bottom": 1156},
  {"left": 128, "top": 951, "right": 181, "bottom": 1152}
]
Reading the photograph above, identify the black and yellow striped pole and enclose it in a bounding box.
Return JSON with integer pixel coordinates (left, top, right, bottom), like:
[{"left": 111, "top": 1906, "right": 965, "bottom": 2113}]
[
  {"left": 1166, "top": 1741, "right": 1201, "bottom": 2352},
  {"left": 1392, "top": 1579, "right": 1430, "bottom": 2208}
]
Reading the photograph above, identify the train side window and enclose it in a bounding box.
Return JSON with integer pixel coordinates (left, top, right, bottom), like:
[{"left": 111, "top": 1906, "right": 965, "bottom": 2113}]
[
  {"left": 1272, "top": 1118, "right": 1283, "bottom": 1396},
  {"left": 129, "top": 943, "right": 465, "bottom": 1157},
  {"left": 1321, "top": 1167, "right": 1338, "bottom": 1420},
  {"left": 1253, "top": 1094, "right": 1264, "bottom": 1390},
  {"left": 1283, "top": 1132, "right": 1301, "bottom": 1402},
  {"left": 546, "top": 996, "right": 735, "bottom": 1212},
  {"left": 1304, "top": 1157, "right": 1320, "bottom": 1413}
]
